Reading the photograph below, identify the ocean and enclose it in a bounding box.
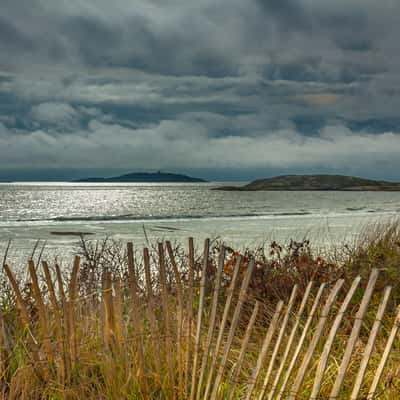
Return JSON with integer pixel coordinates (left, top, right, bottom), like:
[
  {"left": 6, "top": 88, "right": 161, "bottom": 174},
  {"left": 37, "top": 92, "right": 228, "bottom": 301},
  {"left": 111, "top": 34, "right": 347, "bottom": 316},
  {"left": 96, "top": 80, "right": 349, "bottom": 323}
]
[{"left": 1, "top": 182, "right": 400, "bottom": 262}]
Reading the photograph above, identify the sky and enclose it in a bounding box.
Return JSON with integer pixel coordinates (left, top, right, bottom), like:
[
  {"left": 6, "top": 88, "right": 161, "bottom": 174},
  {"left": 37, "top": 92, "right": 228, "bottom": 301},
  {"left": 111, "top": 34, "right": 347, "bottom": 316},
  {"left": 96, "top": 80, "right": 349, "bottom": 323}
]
[{"left": 1, "top": 0, "right": 400, "bottom": 181}]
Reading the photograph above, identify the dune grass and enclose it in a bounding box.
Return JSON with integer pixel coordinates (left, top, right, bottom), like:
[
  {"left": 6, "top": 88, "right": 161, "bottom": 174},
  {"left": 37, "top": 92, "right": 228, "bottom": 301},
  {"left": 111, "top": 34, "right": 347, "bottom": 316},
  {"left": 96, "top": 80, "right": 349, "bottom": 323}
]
[{"left": 0, "top": 224, "right": 400, "bottom": 399}]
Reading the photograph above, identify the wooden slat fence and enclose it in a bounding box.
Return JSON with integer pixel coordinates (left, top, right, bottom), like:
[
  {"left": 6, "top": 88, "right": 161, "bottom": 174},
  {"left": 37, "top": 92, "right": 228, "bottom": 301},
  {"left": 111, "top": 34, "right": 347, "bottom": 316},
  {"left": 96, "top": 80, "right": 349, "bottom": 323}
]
[{"left": 1, "top": 238, "right": 400, "bottom": 399}]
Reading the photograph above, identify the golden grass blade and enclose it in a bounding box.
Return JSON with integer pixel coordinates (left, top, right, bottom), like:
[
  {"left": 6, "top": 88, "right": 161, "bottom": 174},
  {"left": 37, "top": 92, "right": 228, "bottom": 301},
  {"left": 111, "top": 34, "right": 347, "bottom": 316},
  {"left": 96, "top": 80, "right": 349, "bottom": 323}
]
[
  {"left": 3, "top": 264, "right": 30, "bottom": 326},
  {"left": 190, "top": 238, "right": 210, "bottom": 400},
  {"left": 209, "top": 259, "right": 255, "bottom": 400},
  {"left": 4, "top": 262, "right": 47, "bottom": 382},
  {"left": 351, "top": 285, "right": 391, "bottom": 400},
  {"left": 329, "top": 269, "right": 379, "bottom": 399},
  {"left": 309, "top": 276, "right": 362, "bottom": 400}
]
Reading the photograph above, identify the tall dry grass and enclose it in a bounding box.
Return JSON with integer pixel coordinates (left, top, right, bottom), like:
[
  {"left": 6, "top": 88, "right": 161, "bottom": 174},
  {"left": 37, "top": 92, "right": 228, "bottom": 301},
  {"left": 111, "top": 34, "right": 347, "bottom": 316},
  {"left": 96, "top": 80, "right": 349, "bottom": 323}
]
[{"left": 0, "top": 223, "right": 399, "bottom": 399}]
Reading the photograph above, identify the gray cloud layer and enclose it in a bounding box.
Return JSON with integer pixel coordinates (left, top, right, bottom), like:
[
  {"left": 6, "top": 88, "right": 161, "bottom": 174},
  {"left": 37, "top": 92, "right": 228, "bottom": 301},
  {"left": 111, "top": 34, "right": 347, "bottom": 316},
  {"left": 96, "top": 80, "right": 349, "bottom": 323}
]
[{"left": 1, "top": 0, "right": 400, "bottom": 180}]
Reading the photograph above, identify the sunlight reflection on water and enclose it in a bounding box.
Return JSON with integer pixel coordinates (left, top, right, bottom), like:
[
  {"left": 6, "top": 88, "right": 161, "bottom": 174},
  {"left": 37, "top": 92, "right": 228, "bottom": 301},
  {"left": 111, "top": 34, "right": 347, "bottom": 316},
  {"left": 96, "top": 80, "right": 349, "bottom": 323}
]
[{"left": 0, "top": 182, "right": 399, "bottom": 263}]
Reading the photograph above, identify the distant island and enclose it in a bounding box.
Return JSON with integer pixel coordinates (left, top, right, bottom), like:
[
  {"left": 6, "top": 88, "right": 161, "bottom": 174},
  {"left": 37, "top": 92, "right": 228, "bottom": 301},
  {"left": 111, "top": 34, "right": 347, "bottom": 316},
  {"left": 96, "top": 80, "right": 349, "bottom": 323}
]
[
  {"left": 215, "top": 174, "right": 400, "bottom": 191},
  {"left": 75, "top": 171, "right": 207, "bottom": 183}
]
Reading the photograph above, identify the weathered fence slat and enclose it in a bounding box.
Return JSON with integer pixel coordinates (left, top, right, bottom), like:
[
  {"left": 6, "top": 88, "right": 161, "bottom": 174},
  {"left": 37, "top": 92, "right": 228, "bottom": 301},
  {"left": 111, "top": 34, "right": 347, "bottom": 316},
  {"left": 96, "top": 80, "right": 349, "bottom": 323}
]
[
  {"left": 267, "top": 281, "right": 313, "bottom": 400},
  {"left": 203, "top": 254, "right": 242, "bottom": 400},
  {"left": 276, "top": 283, "right": 326, "bottom": 400},
  {"left": 127, "top": 243, "right": 146, "bottom": 388},
  {"left": 166, "top": 240, "right": 185, "bottom": 400},
  {"left": 310, "top": 275, "right": 362, "bottom": 399},
  {"left": 351, "top": 285, "right": 391, "bottom": 400},
  {"left": 367, "top": 305, "right": 400, "bottom": 399},
  {"left": 245, "top": 300, "right": 284, "bottom": 400},
  {"left": 288, "top": 279, "right": 344, "bottom": 400},
  {"left": 143, "top": 247, "right": 162, "bottom": 380},
  {"left": 28, "top": 259, "right": 54, "bottom": 364},
  {"left": 226, "top": 300, "right": 260, "bottom": 400},
  {"left": 185, "top": 237, "right": 195, "bottom": 395},
  {"left": 329, "top": 269, "right": 379, "bottom": 399},
  {"left": 68, "top": 256, "right": 80, "bottom": 367},
  {"left": 210, "top": 259, "right": 255, "bottom": 400},
  {"left": 196, "top": 245, "right": 225, "bottom": 400},
  {"left": 158, "top": 242, "right": 175, "bottom": 393},
  {"left": 258, "top": 284, "right": 298, "bottom": 400},
  {"left": 190, "top": 238, "right": 210, "bottom": 400}
]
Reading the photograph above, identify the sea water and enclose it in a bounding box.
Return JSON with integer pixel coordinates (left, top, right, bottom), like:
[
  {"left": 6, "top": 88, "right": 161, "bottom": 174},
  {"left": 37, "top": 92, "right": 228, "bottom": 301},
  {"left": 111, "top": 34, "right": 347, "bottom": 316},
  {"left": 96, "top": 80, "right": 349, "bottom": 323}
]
[{"left": 1, "top": 182, "right": 400, "bottom": 262}]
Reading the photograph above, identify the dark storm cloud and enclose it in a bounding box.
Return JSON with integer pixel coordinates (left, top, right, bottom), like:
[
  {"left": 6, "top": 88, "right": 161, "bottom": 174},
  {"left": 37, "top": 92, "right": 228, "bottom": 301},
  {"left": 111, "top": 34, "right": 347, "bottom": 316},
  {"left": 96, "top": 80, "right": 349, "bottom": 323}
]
[
  {"left": 0, "top": 16, "right": 34, "bottom": 53},
  {"left": 256, "top": 0, "right": 309, "bottom": 32},
  {"left": 1, "top": 0, "right": 400, "bottom": 180},
  {"left": 61, "top": 14, "right": 238, "bottom": 77}
]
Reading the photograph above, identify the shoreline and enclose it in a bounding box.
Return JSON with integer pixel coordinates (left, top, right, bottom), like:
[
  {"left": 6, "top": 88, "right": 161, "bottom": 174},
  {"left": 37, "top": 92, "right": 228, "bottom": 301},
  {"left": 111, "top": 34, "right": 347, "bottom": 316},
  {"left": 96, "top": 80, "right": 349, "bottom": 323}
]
[{"left": 2, "top": 214, "right": 398, "bottom": 268}]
